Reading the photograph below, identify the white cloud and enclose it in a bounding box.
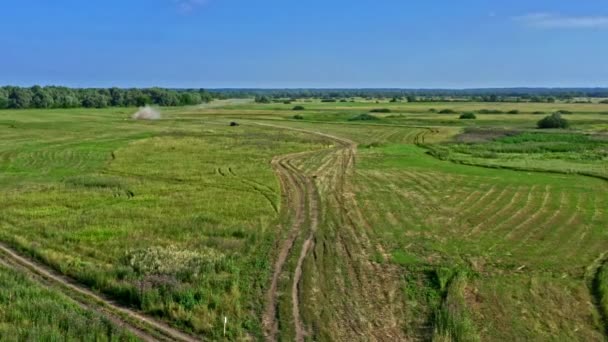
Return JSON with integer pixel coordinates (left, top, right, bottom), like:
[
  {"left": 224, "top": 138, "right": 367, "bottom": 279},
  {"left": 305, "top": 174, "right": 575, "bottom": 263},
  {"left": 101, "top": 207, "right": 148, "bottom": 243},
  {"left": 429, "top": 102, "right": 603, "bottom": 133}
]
[
  {"left": 514, "top": 13, "right": 608, "bottom": 29},
  {"left": 173, "top": 0, "right": 207, "bottom": 13}
]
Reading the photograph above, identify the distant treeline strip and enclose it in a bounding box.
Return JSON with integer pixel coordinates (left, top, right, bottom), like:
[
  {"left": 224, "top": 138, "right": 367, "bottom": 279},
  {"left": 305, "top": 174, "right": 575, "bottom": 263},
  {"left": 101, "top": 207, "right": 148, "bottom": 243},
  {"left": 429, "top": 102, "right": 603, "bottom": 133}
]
[
  {"left": 212, "top": 87, "right": 608, "bottom": 102},
  {"left": 0, "top": 86, "right": 215, "bottom": 109},
  {"left": 2, "top": 86, "right": 608, "bottom": 110}
]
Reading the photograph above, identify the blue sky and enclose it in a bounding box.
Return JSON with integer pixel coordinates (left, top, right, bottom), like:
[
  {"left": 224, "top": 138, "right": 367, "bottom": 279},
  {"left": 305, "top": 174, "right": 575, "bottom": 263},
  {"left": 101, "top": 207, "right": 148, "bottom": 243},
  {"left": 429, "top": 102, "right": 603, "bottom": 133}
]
[{"left": 1, "top": 0, "right": 607, "bottom": 88}]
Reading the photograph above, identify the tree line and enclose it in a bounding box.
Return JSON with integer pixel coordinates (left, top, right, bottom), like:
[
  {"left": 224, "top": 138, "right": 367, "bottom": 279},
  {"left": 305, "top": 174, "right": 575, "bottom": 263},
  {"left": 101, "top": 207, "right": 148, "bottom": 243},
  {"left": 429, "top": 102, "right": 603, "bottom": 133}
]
[
  {"left": 213, "top": 87, "right": 608, "bottom": 102},
  {"left": 0, "top": 86, "right": 214, "bottom": 109}
]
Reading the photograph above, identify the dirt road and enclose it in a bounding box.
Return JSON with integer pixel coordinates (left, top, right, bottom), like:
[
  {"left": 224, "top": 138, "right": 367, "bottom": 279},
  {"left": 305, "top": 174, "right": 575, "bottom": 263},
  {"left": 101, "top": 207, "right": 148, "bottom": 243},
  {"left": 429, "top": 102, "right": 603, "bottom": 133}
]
[
  {"left": 257, "top": 123, "right": 407, "bottom": 341},
  {"left": 0, "top": 242, "right": 200, "bottom": 342}
]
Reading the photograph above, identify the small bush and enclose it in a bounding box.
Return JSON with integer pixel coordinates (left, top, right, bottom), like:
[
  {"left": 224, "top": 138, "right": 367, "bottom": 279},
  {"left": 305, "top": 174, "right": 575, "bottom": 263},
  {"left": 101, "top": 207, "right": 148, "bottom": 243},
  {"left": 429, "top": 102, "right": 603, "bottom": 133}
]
[
  {"left": 438, "top": 109, "right": 456, "bottom": 114},
  {"left": 507, "top": 110, "right": 519, "bottom": 114},
  {"left": 293, "top": 114, "right": 304, "bottom": 120},
  {"left": 556, "top": 110, "right": 572, "bottom": 114},
  {"left": 254, "top": 96, "right": 270, "bottom": 104},
  {"left": 363, "top": 142, "right": 385, "bottom": 148},
  {"left": 533, "top": 111, "right": 545, "bottom": 114},
  {"left": 292, "top": 105, "right": 305, "bottom": 111},
  {"left": 478, "top": 109, "right": 503, "bottom": 114},
  {"left": 321, "top": 98, "right": 336, "bottom": 103},
  {"left": 340, "top": 99, "right": 348, "bottom": 102},
  {"left": 370, "top": 108, "right": 391, "bottom": 113},
  {"left": 537, "top": 113, "right": 569, "bottom": 129},
  {"left": 459, "top": 112, "right": 477, "bottom": 120},
  {"left": 349, "top": 113, "right": 379, "bottom": 121},
  {"left": 283, "top": 100, "right": 292, "bottom": 104},
  {"left": 600, "top": 99, "right": 608, "bottom": 104}
]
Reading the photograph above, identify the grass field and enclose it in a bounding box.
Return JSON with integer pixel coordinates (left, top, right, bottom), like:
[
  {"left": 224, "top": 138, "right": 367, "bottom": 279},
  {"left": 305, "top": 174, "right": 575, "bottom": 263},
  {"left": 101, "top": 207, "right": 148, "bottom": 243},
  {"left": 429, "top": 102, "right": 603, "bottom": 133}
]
[
  {"left": 0, "top": 100, "right": 607, "bottom": 340},
  {"left": 0, "top": 263, "right": 135, "bottom": 341}
]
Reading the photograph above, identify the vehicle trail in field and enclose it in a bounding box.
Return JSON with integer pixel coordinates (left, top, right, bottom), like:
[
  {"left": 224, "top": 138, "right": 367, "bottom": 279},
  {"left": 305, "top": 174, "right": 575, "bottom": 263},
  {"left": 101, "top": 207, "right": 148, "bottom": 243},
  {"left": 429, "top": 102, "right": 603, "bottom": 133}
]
[
  {"left": 0, "top": 242, "right": 199, "bottom": 342},
  {"left": 261, "top": 149, "right": 311, "bottom": 341},
  {"left": 256, "top": 122, "right": 407, "bottom": 341}
]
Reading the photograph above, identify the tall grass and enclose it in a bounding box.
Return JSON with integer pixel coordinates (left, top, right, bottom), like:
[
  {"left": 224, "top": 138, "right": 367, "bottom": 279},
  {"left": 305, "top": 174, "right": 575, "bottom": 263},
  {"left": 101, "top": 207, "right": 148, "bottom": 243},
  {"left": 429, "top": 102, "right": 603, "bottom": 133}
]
[
  {"left": 0, "top": 265, "right": 136, "bottom": 341},
  {"left": 432, "top": 271, "right": 480, "bottom": 342},
  {"left": 595, "top": 262, "right": 608, "bottom": 333}
]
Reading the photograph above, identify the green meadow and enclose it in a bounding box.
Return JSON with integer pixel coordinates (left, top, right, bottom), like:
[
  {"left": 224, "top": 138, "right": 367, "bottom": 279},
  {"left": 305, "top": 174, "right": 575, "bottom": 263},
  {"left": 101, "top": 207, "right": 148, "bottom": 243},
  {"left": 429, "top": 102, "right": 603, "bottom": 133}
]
[{"left": 0, "top": 99, "right": 607, "bottom": 340}]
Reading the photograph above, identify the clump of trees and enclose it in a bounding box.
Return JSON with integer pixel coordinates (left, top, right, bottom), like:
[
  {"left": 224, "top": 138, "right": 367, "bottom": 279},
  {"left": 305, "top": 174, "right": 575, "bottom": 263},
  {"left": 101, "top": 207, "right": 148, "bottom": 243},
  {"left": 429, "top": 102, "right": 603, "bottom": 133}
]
[
  {"left": 254, "top": 95, "right": 271, "bottom": 104},
  {"left": 349, "top": 113, "right": 379, "bottom": 121},
  {"left": 438, "top": 109, "right": 456, "bottom": 114},
  {"left": 459, "top": 112, "right": 476, "bottom": 120},
  {"left": 370, "top": 108, "right": 391, "bottom": 113},
  {"left": 600, "top": 99, "right": 608, "bottom": 104},
  {"left": 507, "top": 110, "right": 519, "bottom": 114},
  {"left": 293, "top": 114, "right": 304, "bottom": 120},
  {"left": 0, "top": 86, "right": 213, "bottom": 109},
  {"left": 478, "top": 109, "right": 503, "bottom": 114},
  {"left": 292, "top": 105, "right": 305, "bottom": 111},
  {"left": 537, "top": 113, "right": 570, "bottom": 129}
]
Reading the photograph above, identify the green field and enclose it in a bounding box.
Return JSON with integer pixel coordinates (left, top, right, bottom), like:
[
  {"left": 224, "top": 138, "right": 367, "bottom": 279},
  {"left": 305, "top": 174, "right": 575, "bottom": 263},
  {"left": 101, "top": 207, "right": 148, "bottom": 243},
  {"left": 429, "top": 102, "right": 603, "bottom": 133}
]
[
  {"left": 0, "top": 100, "right": 607, "bottom": 340},
  {"left": 0, "top": 262, "right": 135, "bottom": 341}
]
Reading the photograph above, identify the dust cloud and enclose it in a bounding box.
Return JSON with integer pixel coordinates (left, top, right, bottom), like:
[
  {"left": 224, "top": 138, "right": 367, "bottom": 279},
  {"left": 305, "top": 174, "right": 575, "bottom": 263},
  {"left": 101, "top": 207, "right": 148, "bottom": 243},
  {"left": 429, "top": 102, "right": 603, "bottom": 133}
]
[{"left": 132, "top": 106, "right": 161, "bottom": 120}]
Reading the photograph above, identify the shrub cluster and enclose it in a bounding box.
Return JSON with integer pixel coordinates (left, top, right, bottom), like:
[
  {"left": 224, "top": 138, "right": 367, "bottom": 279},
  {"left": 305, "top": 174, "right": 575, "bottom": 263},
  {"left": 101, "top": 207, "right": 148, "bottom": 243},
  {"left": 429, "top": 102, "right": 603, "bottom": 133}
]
[
  {"left": 349, "top": 113, "right": 379, "bottom": 121},
  {"left": 537, "top": 113, "right": 570, "bottom": 129},
  {"left": 478, "top": 109, "right": 503, "bottom": 114},
  {"left": 370, "top": 108, "right": 391, "bottom": 113},
  {"left": 292, "top": 105, "right": 305, "bottom": 111},
  {"left": 254, "top": 95, "right": 271, "bottom": 103},
  {"left": 459, "top": 112, "right": 477, "bottom": 120}
]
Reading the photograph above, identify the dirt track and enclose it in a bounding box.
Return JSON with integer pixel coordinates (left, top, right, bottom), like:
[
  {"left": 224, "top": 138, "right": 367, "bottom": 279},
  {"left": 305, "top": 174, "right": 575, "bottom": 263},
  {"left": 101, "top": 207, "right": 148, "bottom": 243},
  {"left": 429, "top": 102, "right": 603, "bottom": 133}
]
[
  {"left": 257, "top": 122, "right": 407, "bottom": 341},
  {"left": 0, "top": 242, "right": 200, "bottom": 342}
]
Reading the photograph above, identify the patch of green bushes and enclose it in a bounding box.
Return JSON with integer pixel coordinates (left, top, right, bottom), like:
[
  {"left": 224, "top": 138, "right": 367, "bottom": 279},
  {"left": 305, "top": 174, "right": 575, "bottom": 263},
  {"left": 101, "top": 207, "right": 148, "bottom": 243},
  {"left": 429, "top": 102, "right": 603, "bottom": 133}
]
[
  {"left": 537, "top": 113, "right": 570, "bottom": 129},
  {"left": 292, "top": 105, "right": 305, "bottom": 111},
  {"left": 459, "top": 112, "right": 477, "bottom": 120},
  {"left": 293, "top": 114, "right": 304, "bottom": 120},
  {"left": 348, "top": 113, "right": 379, "bottom": 121},
  {"left": 438, "top": 109, "right": 456, "bottom": 114},
  {"left": 370, "top": 108, "right": 391, "bottom": 113},
  {"left": 254, "top": 96, "right": 271, "bottom": 104},
  {"left": 478, "top": 109, "right": 503, "bottom": 114}
]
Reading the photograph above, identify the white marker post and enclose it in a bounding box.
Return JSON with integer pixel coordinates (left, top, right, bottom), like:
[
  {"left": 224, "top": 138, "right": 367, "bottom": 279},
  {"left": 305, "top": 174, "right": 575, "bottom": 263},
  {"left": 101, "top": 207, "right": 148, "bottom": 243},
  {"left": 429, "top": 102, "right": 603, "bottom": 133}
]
[{"left": 224, "top": 316, "right": 227, "bottom": 337}]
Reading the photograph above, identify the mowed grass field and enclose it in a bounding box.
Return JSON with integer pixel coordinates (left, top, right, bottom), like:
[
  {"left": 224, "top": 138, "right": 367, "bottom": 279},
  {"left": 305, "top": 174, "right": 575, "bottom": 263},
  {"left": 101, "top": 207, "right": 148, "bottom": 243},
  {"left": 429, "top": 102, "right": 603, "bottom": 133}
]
[{"left": 0, "top": 100, "right": 607, "bottom": 340}]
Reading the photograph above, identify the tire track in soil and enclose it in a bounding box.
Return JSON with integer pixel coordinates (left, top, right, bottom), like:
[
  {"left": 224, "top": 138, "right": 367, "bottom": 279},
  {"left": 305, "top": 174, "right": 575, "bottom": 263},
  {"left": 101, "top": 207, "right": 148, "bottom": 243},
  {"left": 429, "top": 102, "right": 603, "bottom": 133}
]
[
  {"left": 0, "top": 242, "right": 199, "bottom": 342},
  {"left": 256, "top": 122, "right": 407, "bottom": 342},
  {"left": 261, "top": 149, "right": 311, "bottom": 341}
]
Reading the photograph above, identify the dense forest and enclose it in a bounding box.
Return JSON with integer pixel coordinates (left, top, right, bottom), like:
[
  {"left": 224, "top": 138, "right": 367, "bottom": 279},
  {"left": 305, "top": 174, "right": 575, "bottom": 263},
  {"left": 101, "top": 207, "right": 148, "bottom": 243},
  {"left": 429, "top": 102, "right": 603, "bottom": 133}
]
[
  {"left": 1, "top": 86, "right": 607, "bottom": 109},
  {"left": 0, "top": 86, "right": 214, "bottom": 109}
]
